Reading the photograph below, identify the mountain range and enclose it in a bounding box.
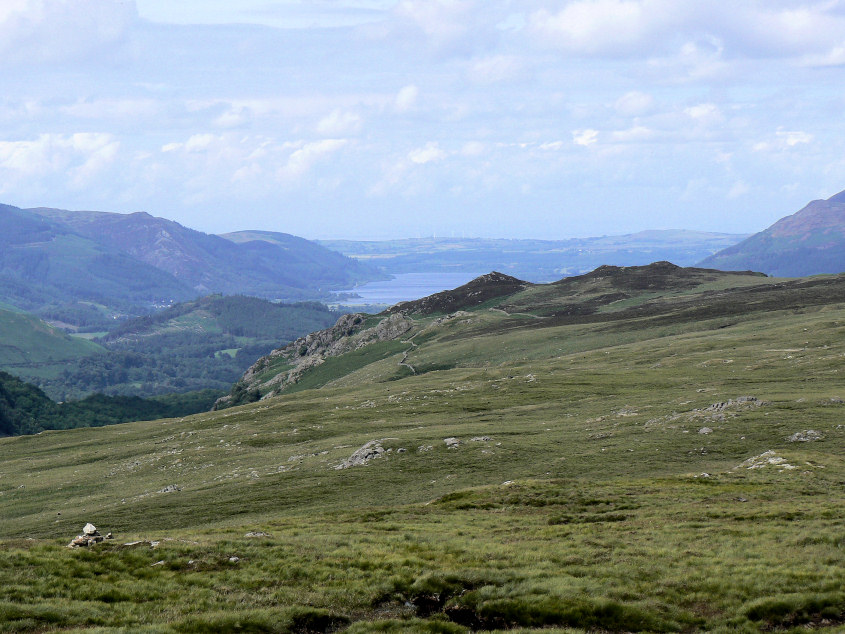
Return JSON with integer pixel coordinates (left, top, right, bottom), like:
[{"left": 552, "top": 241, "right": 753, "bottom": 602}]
[
  {"left": 0, "top": 204, "right": 381, "bottom": 325},
  {"left": 699, "top": 189, "right": 845, "bottom": 276},
  {"left": 319, "top": 230, "right": 749, "bottom": 281}
]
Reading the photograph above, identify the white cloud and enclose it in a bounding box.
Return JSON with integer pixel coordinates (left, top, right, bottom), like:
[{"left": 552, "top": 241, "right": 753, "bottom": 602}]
[
  {"left": 408, "top": 142, "right": 447, "bottom": 164},
  {"left": 528, "top": 1, "right": 845, "bottom": 61},
  {"left": 528, "top": 0, "right": 680, "bottom": 56},
  {"left": 316, "top": 109, "right": 363, "bottom": 136},
  {"left": 214, "top": 106, "right": 251, "bottom": 129},
  {"left": 68, "top": 134, "right": 120, "bottom": 187},
  {"left": 728, "top": 180, "right": 750, "bottom": 199},
  {"left": 0, "top": 0, "right": 138, "bottom": 66},
  {"left": 777, "top": 129, "right": 813, "bottom": 147},
  {"left": 461, "top": 141, "right": 485, "bottom": 156},
  {"left": 184, "top": 134, "right": 218, "bottom": 153},
  {"left": 539, "top": 141, "right": 565, "bottom": 151},
  {"left": 395, "top": 85, "right": 419, "bottom": 112},
  {"left": 684, "top": 103, "right": 723, "bottom": 125},
  {"left": 730, "top": 4, "right": 845, "bottom": 57},
  {"left": 573, "top": 129, "right": 599, "bottom": 147},
  {"left": 753, "top": 128, "right": 814, "bottom": 153},
  {"left": 0, "top": 133, "right": 120, "bottom": 192},
  {"left": 137, "top": 0, "right": 392, "bottom": 29},
  {"left": 611, "top": 126, "right": 655, "bottom": 143},
  {"left": 279, "top": 139, "right": 349, "bottom": 182},
  {"left": 801, "top": 43, "right": 845, "bottom": 67},
  {"left": 465, "top": 54, "right": 525, "bottom": 84},
  {"left": 61, "top": 98, "right": 160, "bottom": 121},
  {"left": 392, "top": 0, "right": 477, "bottom": 52},
  {"left": 615, "top": 91, "right": 655, "bottom": 117}
]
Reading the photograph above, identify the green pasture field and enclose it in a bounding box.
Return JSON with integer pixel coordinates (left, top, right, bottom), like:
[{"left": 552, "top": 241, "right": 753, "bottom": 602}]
[{"left": 0, "top": 308, "right": 104, "bottom": 381}]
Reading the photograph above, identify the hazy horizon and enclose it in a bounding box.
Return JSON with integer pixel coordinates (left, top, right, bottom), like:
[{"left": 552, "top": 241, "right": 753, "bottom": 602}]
[{"left": 1, "top": 1, "right": 844, "bottom": 240}]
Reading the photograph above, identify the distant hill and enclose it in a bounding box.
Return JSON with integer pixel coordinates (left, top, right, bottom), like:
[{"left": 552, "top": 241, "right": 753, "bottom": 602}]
[
  {"left": 318, "top": 230, "right": 749, "bottom": 282},
  {"left": 0, "top": 203, "right": 381, "bottom": 325},
  {"left": 0, "top": 306, "right": 104, "bottom": 384},
  {"left": 220, "top": 230, "right": 386, "bottom": 289},
  {"left": 0, "top": 203, "right": 193, "bottom": 320},
  {"left": 34, "top": 295, "right": 342, "bottom": 401},
  {"left": 699, "top": 190, "right": 845, "bottom": 276}
]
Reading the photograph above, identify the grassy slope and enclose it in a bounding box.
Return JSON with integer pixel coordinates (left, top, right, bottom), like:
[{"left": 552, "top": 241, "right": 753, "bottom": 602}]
[
  {"left": 0, "top": 268, "right": 843, "bottom": 632},
  {"left": 0, "top": 307, "right": 104, "bottom": 380}
]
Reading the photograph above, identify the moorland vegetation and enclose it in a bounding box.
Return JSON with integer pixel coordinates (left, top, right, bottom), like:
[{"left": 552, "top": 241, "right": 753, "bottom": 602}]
[{"left": 1, "top": 262, "right": 843, "bottom": 632}]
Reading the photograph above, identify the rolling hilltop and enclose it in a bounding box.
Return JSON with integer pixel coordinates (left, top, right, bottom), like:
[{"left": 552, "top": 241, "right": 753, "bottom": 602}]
[
  {"left": 700, "top": 189, "right": 845, "bottom": 276},
  {"left": 1, "top": 262, "right": 843, "bottom": 632},
  {"left": 219, "top": 262, "right": 774, "bottom": 403},
  {"left": 0, "top": 203, "right": 381, "bottom": 325}
]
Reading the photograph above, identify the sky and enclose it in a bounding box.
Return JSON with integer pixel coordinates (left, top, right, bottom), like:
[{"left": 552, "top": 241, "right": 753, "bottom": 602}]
[{"left": 1, "top": 1, "right": 845, "bottom": 240}]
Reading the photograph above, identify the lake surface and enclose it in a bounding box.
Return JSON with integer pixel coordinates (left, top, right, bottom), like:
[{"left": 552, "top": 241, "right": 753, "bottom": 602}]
[{"left": 333, "top": 272, "right": 483, "bottom": 307}]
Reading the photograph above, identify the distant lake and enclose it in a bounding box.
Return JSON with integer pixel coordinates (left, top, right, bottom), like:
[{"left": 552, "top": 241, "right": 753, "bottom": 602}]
[{"left": 333, "top": 272, "right": 482, "bottom": 307}]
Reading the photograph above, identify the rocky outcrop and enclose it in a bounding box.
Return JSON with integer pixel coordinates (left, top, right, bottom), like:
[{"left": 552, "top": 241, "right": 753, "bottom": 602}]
[
  {"left": 215, "top": 312, "right": 415, "bottom": 407},
  {"left": 788, "top": 430, "right": 823, "bottom": 442},
  {"left": 335, "top": 440, "right": 387, "bottom": 469}
]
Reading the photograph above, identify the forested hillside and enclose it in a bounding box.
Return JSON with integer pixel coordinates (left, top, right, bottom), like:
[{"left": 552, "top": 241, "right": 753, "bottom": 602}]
[
  {"left": 0, "top": 371, "right": 219, "bottom": 437},
  {"left": 33, "top": 296, "right": 342, "bottom": 400}
]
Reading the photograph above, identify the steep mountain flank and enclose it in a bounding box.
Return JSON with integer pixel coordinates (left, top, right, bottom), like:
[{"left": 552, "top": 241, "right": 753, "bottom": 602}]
[
  {"left": 0, "top": 203, "right": 382, "bottom": 324},
  {"left": 699, "top": 189, "right": 845, "bottom": 276},
  {"left": 220, "top": 230, "right": 384, "bottom": 288},
  {"left": 0, "top": 205, "right": 194, "bottom": 315},
  {"left": 29, "top": 207, "right": 379, "bottom": 298},
  {"left": 215, "top": 311, "right": 414, "bottom": 407}
]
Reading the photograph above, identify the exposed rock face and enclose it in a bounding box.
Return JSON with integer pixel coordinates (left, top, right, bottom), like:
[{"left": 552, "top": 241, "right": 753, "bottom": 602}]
[
  {"left": 691, "top": 396, "right": 763, "bottom": 422},
  {"left": 335, "top": 440, "right": 386, "bottom": 469},
  {"left": 735, "top": 451, "right": 796, "bottom": 471},
  {"left": 216, "top": 312, "right": 414, "bottom": 407},
  {"left": 788, "top": 430, "right": 823, "bottom": 442}
]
